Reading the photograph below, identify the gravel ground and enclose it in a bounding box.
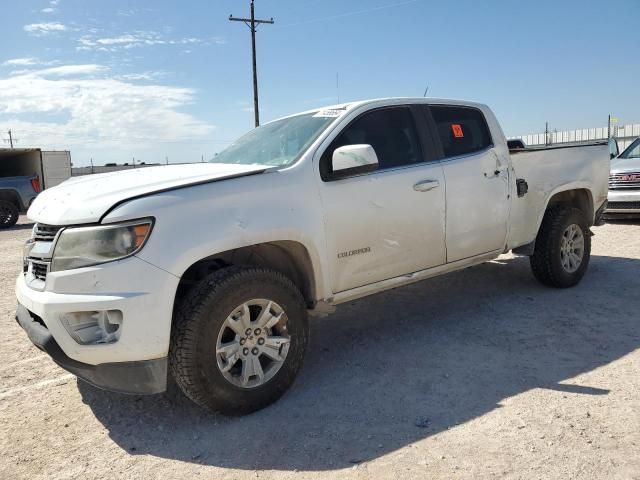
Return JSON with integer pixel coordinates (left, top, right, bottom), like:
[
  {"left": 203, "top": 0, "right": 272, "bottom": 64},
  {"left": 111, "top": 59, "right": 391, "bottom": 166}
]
[{"left": 1, "top": 216, "right": 639, "bottom": 480}]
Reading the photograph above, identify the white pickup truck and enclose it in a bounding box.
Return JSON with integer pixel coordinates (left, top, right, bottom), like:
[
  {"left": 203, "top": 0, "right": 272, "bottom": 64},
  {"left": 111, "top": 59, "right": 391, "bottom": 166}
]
[{"left": 16, "top": 98, "right": 609, "bottom": 415}]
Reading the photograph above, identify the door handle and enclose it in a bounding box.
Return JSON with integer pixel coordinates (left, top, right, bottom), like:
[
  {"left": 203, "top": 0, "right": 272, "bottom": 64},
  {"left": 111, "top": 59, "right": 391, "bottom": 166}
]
[{"left": 413, "top": 179, "right": 440, "bottom": 192}]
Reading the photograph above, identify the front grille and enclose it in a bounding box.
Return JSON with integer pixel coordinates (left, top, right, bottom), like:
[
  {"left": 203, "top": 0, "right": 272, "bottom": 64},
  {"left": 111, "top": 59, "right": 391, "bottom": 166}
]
[
  {"left": 30, "top": 259, "right": 50, "bottom": 281},
  {"left": 33, "top": 224, "right": 63, "bottom": 242},
  {"left": 609, "top": 172, "right": 640, "bottom": 190},
  {"left": 607, "top": 201, "right": 640, "bottom": 210}
]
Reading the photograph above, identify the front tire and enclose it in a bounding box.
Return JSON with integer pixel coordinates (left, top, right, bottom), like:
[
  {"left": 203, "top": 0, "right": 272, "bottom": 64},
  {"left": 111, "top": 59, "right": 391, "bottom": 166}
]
[
  {"left": 170, "top": 266, "right": 309, "bottom": 415},
  {"left": 529, "top": 206, "right": 591, "bottom": 288},
  {"left": 0, "top": 200, "right": 19, "bottom": 229}
]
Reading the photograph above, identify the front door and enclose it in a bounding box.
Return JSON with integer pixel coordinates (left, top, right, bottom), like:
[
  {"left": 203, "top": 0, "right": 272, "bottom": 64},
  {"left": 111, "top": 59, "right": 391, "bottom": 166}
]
[{"left": 317, "top": 106, "right": 447, "bottom": 293}]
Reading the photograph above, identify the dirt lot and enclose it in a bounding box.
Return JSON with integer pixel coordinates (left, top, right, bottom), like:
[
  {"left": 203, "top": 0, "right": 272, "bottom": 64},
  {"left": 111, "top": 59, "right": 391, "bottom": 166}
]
[{"left": 1, "top": 216, "right": 639, "bottom": 480}]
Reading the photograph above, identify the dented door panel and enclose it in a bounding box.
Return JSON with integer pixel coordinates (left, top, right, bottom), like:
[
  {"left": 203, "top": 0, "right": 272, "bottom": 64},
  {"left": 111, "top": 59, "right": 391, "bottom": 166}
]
[{"left": 320, "top": 163, "right": 446, "bottom": 293}]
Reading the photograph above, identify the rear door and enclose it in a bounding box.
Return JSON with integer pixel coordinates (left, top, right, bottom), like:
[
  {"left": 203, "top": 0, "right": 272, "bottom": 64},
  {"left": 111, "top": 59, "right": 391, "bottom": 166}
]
[{"left": 426, "top": 105, "right": 510, "bottom": 263}]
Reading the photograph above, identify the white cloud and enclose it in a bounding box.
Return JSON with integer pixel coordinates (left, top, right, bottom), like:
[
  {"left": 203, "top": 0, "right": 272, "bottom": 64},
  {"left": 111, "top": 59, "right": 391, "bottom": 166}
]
[
  {"left": 42, "top": 7, "right": 56, "bottom": 13},
  {"left": 96, "top": 35, "right": 142, "bottom": 45},
  {"left": 117, "top": 9, "right": 137, "bottom": 17},
  {"left": 77, "top": 31, "right": 225, "bottom": 52},
  {"left": 3, "top": 58, "right": 38, "bottom": 66},
  {"left": 116, "top": 71, "right": 166, "bottom": 81},
  {"left": 34, "top": 64, "right": 107, "bottom": 76},
  {"left": 0, "top": 65, "right": 214, "bottom": 151},
  {"left": 2, "top": 57, "right": 59, "bottom": 68},
  {"left": 24, "top": 22, "right": 67, "bottom": 35}
]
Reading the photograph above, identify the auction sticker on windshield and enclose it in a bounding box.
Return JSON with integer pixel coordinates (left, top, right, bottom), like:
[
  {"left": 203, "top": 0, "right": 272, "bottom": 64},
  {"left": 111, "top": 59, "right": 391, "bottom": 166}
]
[{"left": 313, "top": 108, "right": 346, "bottom": 118}]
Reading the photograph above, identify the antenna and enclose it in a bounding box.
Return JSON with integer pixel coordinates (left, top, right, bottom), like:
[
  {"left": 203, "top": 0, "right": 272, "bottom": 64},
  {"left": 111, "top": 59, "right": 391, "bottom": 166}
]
[{"left": 423, "top": 85, "right": 430, "bottom": 97}]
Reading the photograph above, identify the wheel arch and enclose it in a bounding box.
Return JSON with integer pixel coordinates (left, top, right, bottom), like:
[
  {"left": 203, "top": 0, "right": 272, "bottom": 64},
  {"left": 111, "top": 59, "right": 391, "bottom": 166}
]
[
  {"left": 544, "top": 187, "right": 594, "bottom": 225},
  {"left": 175, "top": 240, "right": 318, "bottom": 309},
  {"left": 514, "top": 187, "right": 594, "bottom": 256}
]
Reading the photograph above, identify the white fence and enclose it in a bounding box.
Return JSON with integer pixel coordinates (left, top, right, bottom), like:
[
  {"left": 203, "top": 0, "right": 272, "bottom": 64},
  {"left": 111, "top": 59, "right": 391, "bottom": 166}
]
[
  {"left": 72, "top": 163, "right": 162, "bottom": 176},
  {"left": 510, "top": 123, "right": 640, "bottom": 151}
]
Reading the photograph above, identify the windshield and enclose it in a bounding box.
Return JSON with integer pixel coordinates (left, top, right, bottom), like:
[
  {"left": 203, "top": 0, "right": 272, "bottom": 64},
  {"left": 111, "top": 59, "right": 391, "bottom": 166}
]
[
  {"left": 619, "top": 138, "right": 640, "bottom": 159},
  {"left": 210, "top": 112, "right": 337, "bottom": 167}
]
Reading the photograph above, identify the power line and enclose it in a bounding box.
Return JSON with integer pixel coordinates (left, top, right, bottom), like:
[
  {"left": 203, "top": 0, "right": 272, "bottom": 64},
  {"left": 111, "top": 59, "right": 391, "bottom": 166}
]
[
  {"left": 229, "top": 1, "right": 274, "bottom": 128},
  {"left": 280, "top": 0, "right": 421, "bottom": 28}
]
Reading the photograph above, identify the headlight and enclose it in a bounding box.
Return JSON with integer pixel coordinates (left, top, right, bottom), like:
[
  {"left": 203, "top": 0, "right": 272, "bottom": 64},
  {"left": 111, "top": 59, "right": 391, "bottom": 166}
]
[{"left": 51, "top": 219, "right": 153, "bottom": 272}]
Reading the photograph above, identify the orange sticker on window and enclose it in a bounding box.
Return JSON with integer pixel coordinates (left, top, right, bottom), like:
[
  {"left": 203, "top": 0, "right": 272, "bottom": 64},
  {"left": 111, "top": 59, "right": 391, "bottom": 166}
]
[{"left": 451, "top": 124, "right": 464, "bottom": 138}]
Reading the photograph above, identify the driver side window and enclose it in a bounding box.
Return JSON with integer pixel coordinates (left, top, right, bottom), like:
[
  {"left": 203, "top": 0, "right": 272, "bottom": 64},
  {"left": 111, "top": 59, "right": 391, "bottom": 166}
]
[{"left": 320, "top": 107, "right": 423, "bottom": 180}]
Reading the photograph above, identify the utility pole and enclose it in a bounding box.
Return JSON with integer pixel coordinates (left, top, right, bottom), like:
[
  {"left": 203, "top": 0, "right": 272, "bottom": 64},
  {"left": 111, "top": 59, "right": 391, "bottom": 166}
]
[
  {"left": 230, "top": 1, "right": 274, "bottom": 127},
  {"left": 4, "top": 129, "right": 16, "bottom": 149},
  {"left": 545, "top": 122, "right": 549, "bottom": 146},
  {"left": 608, "top": 114, "right": 618, "bottom": 139}
]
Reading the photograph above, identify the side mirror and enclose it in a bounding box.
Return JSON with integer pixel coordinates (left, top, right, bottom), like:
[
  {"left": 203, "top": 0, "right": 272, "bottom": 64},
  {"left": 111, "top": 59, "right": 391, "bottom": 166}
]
[{"left": 331, "top": 144, "right": 379, "bottom": 179}]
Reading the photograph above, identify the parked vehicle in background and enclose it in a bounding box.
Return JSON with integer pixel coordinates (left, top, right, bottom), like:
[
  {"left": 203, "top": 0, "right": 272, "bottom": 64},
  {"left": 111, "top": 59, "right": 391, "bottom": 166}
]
[
  {"left": 0, "top": 149, "right": 72, "bottom": 227},
  {"left": 0, "top": 175, "right": 41, "bottom": 227},
  {"left": 0, "top": 149, "right": 72, "bottom": 190},
  {"left": 15, "top": 98, "right": 610, "bottom": 415},
  {"left": 507, "top": 139, "right": 526, "bottom": 150},
  {"left": 606, "top": 137, "right": 640, "bottom": 217}
]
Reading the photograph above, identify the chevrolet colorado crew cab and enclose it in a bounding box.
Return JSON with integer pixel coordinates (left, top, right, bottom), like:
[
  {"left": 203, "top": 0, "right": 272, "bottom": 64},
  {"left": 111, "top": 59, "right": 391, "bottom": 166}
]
[{"left": 16, "top": 98, "right": 610, "bottom": 415}]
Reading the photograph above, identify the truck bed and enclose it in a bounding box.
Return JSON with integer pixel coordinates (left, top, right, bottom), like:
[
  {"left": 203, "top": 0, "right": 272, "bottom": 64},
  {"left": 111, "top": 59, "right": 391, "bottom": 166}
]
[{"left": 507, "top": 142, "right": 610, "bottom": 249}]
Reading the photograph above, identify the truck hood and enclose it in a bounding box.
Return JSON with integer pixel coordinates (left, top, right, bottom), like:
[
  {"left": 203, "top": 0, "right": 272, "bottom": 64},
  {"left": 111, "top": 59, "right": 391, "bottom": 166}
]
[
  {"left": 28, "top": 163, "right": 267, "bottom": 225},
  {"left": 611, "top": 157, "right": 640, "bottom": 173}
]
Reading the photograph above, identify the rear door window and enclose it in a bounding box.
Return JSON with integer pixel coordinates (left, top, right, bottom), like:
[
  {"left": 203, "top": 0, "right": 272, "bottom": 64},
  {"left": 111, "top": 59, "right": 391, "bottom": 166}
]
[{"left": 428, "top": 105, "right": 493, "bottom": 158}]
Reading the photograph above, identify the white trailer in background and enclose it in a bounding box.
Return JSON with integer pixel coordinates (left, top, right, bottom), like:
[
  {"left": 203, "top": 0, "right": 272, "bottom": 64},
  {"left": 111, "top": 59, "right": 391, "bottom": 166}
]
[
  {"left": 0, "top": 149, "right": 72, "bottom": 189},
  {"left": 41, "top": 151, "right": 72, "bottom": 189}
]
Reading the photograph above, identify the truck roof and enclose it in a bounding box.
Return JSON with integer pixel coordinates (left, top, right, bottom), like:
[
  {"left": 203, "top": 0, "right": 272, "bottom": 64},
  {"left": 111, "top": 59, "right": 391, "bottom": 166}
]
[{"left": 270, "top": 97, "right": 488, "bottom": 124}]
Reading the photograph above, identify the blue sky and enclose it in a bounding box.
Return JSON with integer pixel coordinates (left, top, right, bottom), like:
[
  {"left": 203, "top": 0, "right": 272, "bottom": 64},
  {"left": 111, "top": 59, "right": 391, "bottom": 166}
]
[{"left": 0, "top": 0, "right": 638, "bottom": 166}]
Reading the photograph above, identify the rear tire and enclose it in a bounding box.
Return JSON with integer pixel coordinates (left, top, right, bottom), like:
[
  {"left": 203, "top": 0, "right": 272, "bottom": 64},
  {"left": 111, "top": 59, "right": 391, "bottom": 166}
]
[
  {"left": 0, "top": 200, "right": 19, "bottom": 229},
  {"left": 529, "top": 206, "right": 591, "bottom": 288},
  {"left": 170, "top": 266, "right": 309, "bottom": 416}
]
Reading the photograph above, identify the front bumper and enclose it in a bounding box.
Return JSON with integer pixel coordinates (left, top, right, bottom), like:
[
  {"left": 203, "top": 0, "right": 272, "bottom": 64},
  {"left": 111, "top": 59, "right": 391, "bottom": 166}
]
[
  {"left": 16, "top": 304, "right": 166, "bottom": 394},
  {"left": 15, "top": 255, "right": 180, "bottom": 394},
  {"left": 606, "top": 190, "right": 640, "bottom": 214}
]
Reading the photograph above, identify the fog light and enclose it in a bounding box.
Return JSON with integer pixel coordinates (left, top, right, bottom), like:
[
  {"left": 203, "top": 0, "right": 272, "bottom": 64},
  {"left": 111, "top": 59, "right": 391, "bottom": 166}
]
[{"left": 60, "top": 310, "right": 123, "bottom": 345}]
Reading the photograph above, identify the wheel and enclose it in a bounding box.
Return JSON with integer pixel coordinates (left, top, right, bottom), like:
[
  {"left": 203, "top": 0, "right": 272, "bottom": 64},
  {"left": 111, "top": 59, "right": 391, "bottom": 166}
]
[
  {"left": 170, "top": 266, "right": 309, "bottom": 415},
  {"left": 0, "top": 200, "right": 19, "bottom": 229},
  {"left": 529, "top": 206, "right": 591, "bottom": 288}
]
